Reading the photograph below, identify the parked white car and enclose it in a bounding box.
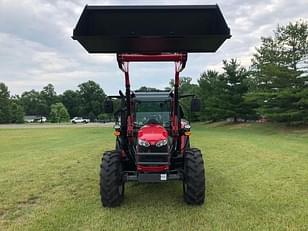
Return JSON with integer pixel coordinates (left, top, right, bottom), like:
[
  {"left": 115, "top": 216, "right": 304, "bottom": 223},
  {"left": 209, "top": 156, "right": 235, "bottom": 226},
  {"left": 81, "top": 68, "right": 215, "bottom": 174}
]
[{"left": 71, "top": 117, "right": 90, "bottom": 124}]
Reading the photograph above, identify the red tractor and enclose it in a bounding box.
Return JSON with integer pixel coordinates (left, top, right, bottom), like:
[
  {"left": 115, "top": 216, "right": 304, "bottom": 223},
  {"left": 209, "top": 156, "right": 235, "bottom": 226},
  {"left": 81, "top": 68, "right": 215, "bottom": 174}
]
[{"left": 73, "top": 5, "right": 230, "bottom": 207}]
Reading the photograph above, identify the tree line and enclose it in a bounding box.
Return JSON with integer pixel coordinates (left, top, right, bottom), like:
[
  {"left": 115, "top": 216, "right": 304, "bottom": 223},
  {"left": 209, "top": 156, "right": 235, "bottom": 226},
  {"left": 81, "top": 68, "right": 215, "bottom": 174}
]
[
  {"left": 0, "top": 81, "right": 107, "bottom": 123},
  {"left": 179, "top": 20, "right": 308, "bottom": 125},
  {"left": 0, "top": 20, "right": 307, "bottom": 124}
]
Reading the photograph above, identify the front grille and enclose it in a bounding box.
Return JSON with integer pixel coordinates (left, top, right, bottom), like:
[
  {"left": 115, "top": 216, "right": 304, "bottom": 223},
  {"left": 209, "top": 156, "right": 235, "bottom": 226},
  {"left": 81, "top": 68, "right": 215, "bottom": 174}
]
[
  {"left": 138, "top": 144, "right": 168, "bottom": 153},
  {"left": 136, "top": 144, "right": 170, "bottom": 165},
  {"left": 138, "top": 154, "right": 169, "bottom": 163}
]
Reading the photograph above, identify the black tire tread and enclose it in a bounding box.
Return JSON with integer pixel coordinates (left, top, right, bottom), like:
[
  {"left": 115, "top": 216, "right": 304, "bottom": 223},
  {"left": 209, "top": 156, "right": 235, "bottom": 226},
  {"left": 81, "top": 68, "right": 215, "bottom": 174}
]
[
  {"left": 100, "top": 150, "right": 124, "bottom": 207},
  {"left": 183, "top": 148, "right": 206, "bottom": 205}
]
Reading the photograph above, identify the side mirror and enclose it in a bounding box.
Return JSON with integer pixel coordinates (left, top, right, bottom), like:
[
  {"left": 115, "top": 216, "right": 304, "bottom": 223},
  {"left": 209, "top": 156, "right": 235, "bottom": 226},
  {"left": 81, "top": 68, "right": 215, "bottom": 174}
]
[
  {"left": 104, "top": 99, "right": 113, "bottom": 113},
  {"left": 191, "top": 98, "right": 201, "bottom": 112}
]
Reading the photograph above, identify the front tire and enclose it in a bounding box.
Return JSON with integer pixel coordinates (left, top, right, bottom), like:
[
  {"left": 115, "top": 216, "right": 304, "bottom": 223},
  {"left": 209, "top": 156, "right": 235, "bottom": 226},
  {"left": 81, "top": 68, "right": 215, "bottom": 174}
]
[
  {"left": 183, "top": 148, "right": 205, "bottom": 205},
  {"left": 100, "top": 150, "right": 124, "bottom": 207}
]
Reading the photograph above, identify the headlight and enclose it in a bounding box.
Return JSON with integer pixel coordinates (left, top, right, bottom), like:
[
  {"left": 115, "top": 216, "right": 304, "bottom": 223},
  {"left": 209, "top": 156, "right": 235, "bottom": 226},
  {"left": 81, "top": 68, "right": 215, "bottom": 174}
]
[
  {"left": 184, "top": 124, "right": 191, "bottom": 130},
  {"left": 156, "top": 139, "right": 168, "bottom": 147},
  {"left": 138, "top": 139, "right": 150, "bottom": 147}
]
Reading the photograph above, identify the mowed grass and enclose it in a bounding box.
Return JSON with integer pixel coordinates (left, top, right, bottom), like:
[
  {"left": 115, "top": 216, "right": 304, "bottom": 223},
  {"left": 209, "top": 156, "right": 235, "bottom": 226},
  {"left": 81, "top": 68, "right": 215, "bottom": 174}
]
[{"left": 0, "top": 123, "right": 307, "bottom": 230}]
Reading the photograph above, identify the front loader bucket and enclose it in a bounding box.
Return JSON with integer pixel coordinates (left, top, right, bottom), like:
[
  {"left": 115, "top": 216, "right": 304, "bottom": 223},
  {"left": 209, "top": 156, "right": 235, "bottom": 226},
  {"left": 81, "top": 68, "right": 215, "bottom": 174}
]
[{"left": 72, "top": 5, "right": 231, "bottom": 53}]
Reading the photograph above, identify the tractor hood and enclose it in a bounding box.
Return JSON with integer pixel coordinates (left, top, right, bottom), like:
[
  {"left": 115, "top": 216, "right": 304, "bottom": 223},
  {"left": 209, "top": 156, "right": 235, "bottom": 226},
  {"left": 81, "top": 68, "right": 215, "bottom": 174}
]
[{"left": 138, "top": 124, "right": 168, "bottom": 145}]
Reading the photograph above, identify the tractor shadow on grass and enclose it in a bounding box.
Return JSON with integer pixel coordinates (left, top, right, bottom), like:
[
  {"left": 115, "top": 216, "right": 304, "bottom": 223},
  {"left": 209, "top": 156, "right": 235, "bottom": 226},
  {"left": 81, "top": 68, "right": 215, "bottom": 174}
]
[
  {"left": 122, "top": 181, "right": 185, "bottom": 207},
  {"left": 115, "top": 168, "right": 232, "bottom": 211},
  {"left": 117, "top": 172, "right": 229, "bottom": 210}
]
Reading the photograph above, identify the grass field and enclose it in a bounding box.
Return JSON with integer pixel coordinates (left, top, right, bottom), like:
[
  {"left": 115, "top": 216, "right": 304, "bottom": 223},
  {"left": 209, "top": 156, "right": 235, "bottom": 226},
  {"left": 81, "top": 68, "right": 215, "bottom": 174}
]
[{"left": 0, "top": 123, "right": 307, "bottom": 230}]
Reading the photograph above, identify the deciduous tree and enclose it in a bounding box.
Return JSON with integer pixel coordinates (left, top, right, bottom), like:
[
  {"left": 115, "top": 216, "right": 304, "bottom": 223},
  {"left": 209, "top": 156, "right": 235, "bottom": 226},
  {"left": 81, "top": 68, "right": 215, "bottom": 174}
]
[
  {"left": 0, "top": 82, "right": 12, "bottom": 123},
  {"left": 49, "top": 103, "right": 70, "bottom": 123}
]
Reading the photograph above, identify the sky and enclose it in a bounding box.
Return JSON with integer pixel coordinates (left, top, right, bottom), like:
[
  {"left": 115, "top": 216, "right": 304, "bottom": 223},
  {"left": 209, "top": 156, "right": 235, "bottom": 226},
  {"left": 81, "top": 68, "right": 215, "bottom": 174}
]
[{"left": 0, "top": 0, "right": 307, "bottom": 96}]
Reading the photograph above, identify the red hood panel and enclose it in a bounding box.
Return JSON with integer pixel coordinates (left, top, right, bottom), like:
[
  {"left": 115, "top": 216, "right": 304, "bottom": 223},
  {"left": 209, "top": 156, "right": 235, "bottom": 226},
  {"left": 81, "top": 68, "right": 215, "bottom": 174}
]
[{"left": 138, "top": 124, "right": 168, "bottom": 145}]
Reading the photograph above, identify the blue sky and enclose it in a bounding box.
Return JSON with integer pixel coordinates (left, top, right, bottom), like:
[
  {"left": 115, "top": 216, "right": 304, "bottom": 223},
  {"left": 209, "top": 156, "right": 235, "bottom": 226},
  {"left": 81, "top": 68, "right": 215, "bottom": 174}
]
[{"left": 0, "top": 0, "right": 307, "bottom": 95}]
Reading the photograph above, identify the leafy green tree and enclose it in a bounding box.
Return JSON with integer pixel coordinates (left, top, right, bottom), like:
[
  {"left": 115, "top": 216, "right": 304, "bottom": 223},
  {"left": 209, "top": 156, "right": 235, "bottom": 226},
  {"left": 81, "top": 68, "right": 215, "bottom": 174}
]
[
  {"left": 276, "top": 20, "right": 308, "bottom": 71},
  {"left": 198, "top": 70, "right": 229, "bottom": 121},
  {"left": 40, "top": 84, "right": 58, "bottom": 116},
  {"left": 179, "top": 77, "right": 200, "bottom": 121},
  {"left": 20, "top": 90, "right": 45, "bottom": 116},
  {"left": 88, "top": 111, "right": 96, "bottom": 122},
  {"left": 61, "top": 90, "right": 81, "bottom": 118},
  {"left": 169, "top": 77, "right": 200, "bottom": 121},
  {"left": 251, "top": 20, "right": 308, "bottom": 124},
  {"left": 136, "top": 86, "right": 162, "bottom": 92},
  {"left": 10, "top": 102, "right": 24, "bottom": 123},
  {"left": 98, "top": 113, "right": 112, "bottom": 122},
  {"left": 198, "top": 60, "right": 254, "bottom": 122},
  {"left": 222, "top": 59, "right": 255, "bottom": 122},
  {"left": 78, "top": 81, "right": 106, "bottom": 118},
  {"left": 0, "top": 82, "right": 12, "bottom": 123},
  {"left": 20, "top": 84, "right": 58, "bottom": 118},
  {"left": 49, "top": 103, "right": 70, "bottom": 123}
]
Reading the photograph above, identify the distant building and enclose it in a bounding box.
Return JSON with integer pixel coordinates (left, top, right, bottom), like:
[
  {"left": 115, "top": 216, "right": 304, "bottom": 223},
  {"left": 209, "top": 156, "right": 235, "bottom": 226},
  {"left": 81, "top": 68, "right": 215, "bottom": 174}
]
[{"left": 24, "top": 115, "right": 47, "bottom": 123}]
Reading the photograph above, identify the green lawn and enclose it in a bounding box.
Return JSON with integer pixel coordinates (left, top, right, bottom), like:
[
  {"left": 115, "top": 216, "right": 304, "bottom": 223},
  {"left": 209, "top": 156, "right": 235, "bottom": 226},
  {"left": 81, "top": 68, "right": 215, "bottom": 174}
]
[{"left": 0, "top": 123, "right": 307, "bottom": 230}]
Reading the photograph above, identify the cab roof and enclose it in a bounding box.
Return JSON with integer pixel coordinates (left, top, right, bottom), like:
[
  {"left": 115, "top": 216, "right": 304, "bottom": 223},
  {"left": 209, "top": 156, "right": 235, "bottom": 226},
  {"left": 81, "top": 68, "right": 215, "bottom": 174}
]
[{"left": 134, "top": 92, "right": 171, "bottom": 101}]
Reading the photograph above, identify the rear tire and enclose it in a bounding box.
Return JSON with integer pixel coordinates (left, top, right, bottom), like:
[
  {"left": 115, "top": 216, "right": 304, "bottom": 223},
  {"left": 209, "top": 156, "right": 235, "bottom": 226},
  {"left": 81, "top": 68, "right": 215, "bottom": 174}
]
[
  {"left": 100, "top": 150, "right": 124, "bottom": 207},
  {"left": 183, "top": 148, "right": 205, "bottom": 205}
]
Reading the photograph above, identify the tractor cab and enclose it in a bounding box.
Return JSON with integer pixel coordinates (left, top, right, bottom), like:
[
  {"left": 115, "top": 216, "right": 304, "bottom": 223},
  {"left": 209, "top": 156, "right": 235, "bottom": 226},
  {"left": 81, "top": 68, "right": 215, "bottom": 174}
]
[
  {"left": 133, "top": 92, "right": 172, "bottom": 172},
  {"left": 133, "top": 92, "right": 171, "bottom": 128}
]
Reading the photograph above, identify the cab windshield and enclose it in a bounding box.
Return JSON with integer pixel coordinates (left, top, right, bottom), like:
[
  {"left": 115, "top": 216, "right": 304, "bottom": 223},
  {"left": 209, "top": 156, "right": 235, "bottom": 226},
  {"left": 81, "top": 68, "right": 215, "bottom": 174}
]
[{"left": 135, "top": 101, "right": 170, "bottom": 127}]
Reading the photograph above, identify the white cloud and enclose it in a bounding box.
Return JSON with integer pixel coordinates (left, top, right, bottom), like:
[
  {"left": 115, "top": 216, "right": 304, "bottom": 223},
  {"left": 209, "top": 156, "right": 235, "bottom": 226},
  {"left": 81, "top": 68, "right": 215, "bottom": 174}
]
[{"left": 0, "top": 0, "right": 307, "bottom": 95}]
